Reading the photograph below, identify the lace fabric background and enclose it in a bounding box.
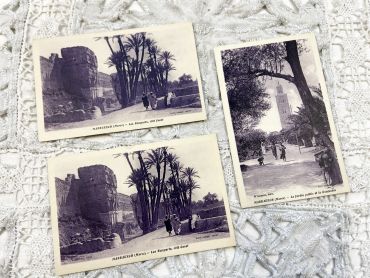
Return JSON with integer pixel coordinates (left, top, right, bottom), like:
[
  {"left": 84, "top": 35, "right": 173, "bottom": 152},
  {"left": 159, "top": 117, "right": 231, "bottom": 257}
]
[{"left": 0, "top": 0, "right": 369, "bottom": 277}]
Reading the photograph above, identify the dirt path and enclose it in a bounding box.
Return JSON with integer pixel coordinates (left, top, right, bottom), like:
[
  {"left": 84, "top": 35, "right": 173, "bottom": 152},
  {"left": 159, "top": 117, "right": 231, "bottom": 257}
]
[
  {"left": 47, "top": 102, "right": 202, "bottom": 131},
  {"left": 62, "top": 226, "right": 230, "bottom": 264},
  {"left": 241, "top": 144, "right": 330, "bottom": 194}
]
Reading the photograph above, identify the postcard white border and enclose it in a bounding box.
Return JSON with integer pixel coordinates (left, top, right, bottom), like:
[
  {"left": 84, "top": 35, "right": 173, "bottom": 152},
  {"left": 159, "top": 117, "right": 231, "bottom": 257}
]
[
  {"left": 33, "top": 22, "right": 207, "bottom": 141},
  {"left": 48, "top": 134, "right": 236, "bottom": 275},
  {"left": 214, "top": 33, "right": 350, "bottom": 208}
]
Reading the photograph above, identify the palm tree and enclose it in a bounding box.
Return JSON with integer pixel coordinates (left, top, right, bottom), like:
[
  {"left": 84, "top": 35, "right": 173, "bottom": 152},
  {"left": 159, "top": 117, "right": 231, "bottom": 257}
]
[
  {"left": 145, "top": 147, "right": 168, "bottom": 226},
  {"left": 145, "top": 39, "right": 162, "bottom": 95},
  {"left": 181, "top": 167, "right": 200, "bottom": 216},
  {"left": 159, "top": 51, "right": 176, "bottom": 93},
  {"left": 125, "top": 33, "right": 146, "bottom": 102},
  {"left": 126, "top": 168, "right": 150, "bottom": 234},
  {"left": 104, "top": 36, "right": 127, "bottom": 108}
]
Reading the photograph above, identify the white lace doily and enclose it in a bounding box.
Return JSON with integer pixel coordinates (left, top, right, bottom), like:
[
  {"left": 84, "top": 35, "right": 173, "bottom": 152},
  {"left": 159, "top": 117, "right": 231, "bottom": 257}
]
[{"left": 0, "top": 0, "right": 369, "bottom": 277}]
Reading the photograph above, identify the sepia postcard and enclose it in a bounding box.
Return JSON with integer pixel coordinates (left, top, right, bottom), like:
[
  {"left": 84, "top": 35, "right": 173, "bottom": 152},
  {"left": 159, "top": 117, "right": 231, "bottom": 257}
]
[
  {"left": 33, "top": 22, "right": 206, "bottom": 141},
  {"left": 48, "top": 134, "right": 235, "bottom": 275},
  {"left": 215, "top": 33, "right": 350, "bottom": 208}
]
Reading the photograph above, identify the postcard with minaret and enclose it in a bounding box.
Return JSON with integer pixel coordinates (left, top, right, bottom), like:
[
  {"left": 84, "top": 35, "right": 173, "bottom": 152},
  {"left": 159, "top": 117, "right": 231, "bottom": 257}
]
[{"left": 215, "top": 33, "right": 350, "bottom": 208}]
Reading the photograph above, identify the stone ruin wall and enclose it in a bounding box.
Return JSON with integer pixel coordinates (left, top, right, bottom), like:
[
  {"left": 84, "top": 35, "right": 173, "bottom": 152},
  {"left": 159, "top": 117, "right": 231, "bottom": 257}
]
[
  {"left": 77, "top": 165, "right": 118, "bottom": 222},
  {"left": 40, "top": 46, "right": 118, "bottom": 121},
  {"left": 55, "top": 165, "right": 141, "bottom": 249},
  {"left": 55, "top": 175, "right": 81, "bottom": 218}
]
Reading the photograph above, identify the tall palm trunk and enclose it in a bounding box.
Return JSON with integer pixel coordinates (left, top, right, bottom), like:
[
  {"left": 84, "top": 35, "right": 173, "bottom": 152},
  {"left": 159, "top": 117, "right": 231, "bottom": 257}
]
[
  {"left": 132, "top": 34, "right": 146, "bottom": 102},
  {"left": 105, "top": 38, "right": 125, "bottom": 108},
  {"left": 124, "top": 154, "right": 149, "bottom": 234},
  {"left": 137, "top": 151, "right": 155, "bottom": 224},
  {"left": 117, "top": 37, "right": 130, "bottom": 107}
]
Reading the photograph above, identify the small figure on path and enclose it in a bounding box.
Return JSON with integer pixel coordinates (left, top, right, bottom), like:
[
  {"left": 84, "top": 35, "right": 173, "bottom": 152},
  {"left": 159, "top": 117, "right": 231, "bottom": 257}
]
[
  {"left": 171, "top": 214, "right": 181, "bottom": 235},
  {"left": 261, "top": 142, "right": 266, "bottom": 155},
  {"left": 271, "top": 143, "right": 277, "bottom": 160},
  {"left": 257, "top": 149, "right": 264, "bottom": 165},
  {"left": 257, "top": 156, "right": 264, "bottom": 165},
  {"left": 149, "top": 92, "right": 158, "bottom": 110},
  {"left": 188, "top": 214, "right": 193, "bottom": 232},
  {"left": 280, "top": 143, "right": 286, "bottom": 161},
  {"left": 191, "top": 213, "right": 201, "bottom": 231},
  {"left": 142, "top": 93, "right": 149, "bottom": 110},
  {"left": 164, "top": 215, "right": 172, "bottom": 236},
  {"left": 167, "top": 91, "right": 175, "bottom": 107}
]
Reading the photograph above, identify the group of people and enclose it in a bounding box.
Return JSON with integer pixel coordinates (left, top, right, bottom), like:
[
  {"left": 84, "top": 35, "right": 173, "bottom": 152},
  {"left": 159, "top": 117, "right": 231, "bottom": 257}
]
[
  {"left": 271, "top": 142, "right": 287, "bottom": 161},
  {"left": 164, "top": 214, "right": 181, "bottom": 236},
  {"left": 257, "top": 142, "right": 287, "bottom": 166},
  {"left": 141, "top": 91, "right": 176, "bottom": 111},
  {"left": 163, "top": 213, "right": 201, "bottom": 236}
]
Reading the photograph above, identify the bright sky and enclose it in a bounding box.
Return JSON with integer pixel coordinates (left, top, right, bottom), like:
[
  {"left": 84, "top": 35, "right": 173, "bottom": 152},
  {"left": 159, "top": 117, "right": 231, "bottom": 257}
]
[
  {"left": 54, "top": 142, "right": 224, "bottom": 202},
  {"left": 256, "top": 39, "right": 319, "bottom": 132},
  {"left": 38, "top": 26, "right": 199, "bottom": 81}
]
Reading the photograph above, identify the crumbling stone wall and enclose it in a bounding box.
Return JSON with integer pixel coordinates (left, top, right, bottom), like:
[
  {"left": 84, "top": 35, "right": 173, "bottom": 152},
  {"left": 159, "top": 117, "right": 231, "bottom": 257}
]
[
  {"left": 56, "top": 165, "right": 142, "bottom": 253},
  {"left": 55, "top": 175, "right": 81, "bottom": 218},
  {"left": 77, "top": 165, "right": 118, "bottom": 223},
  {"left": 61, "top": 46, "right": 98, "bottom": 105},
  {"left": 40, "top": 46, "right": 117, "bottom": 120}
]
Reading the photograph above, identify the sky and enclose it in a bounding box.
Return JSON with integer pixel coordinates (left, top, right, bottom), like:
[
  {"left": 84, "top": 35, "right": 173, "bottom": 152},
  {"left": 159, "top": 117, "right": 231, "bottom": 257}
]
[
  {"left": 38, "top": 26, "right": 199, "bottom": 82},
  {"left": 54, "top": 142, "right": 225, "bottom": 202},
  {"left": 254, "top": 39, "right": 320, "bottom": 133}
]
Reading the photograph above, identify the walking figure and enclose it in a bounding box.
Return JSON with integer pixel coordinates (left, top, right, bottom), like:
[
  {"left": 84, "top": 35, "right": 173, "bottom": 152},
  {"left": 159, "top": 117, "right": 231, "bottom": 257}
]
[
  {"left": 191, "top": 213, "right": 201, "bottom": 231},
  {"left": 164, "top": 215, "right": 172, "bottom": 236},
  {"left": 149, "top": 92, "right": 158, "bottom": 110},
  {"left": 257, "top": 156, "right": 264, "bottom": 165},
  {"left": 257, "top": 149, "right": 264, "bottom": 165},
  {"left": 280, "top": 143, "right": 286, "bottom": 161},
  {"left": 141, "top": 93, "right": 149, "bottom": 110},
  {"left": 166, "top": 91, "right": 175, "bottom": 107},
  {"left": 271, "top": 142, "right": 277, "bottom": 160},
  {"left": 171, "top": 214, "right": 181, "bottom": 235}
]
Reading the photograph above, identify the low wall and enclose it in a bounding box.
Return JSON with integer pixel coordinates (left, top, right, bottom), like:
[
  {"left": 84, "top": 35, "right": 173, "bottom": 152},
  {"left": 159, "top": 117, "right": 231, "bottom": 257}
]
[
  {"left": 153, "top": 94, "right": 201, "bottom": 110},
  {"left": 171, "top": 94, "right": 201, "bottom": 108},
  {"left": 197, "top": 206, "right": 226, "bottom": 219},
  {"left": 180, "top": 215, "right": 228, "bottom": 234}
]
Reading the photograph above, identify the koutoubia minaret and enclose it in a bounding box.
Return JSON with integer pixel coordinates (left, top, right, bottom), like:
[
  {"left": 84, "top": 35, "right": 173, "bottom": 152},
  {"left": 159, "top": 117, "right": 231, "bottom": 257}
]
[{"left": 275, "top": 83, "right": 292, "bottom": 129}]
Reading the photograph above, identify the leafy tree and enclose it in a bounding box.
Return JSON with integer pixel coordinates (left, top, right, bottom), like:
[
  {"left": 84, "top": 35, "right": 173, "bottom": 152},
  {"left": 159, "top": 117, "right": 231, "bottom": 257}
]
[
  {"left": 221, "top": 51, "right": 270, "bottom": 134},
  {"left": 178, "top": 74, "right": 193, "bottom": 86},
  {"left": 235, "top": 129, "right": 267, "bottom": 160},
  {"left": 203, "top": 192, "right": 219, "bottom": 206},
  {"left": 267, "top": 131, "right": 281, "bottom": 144}
]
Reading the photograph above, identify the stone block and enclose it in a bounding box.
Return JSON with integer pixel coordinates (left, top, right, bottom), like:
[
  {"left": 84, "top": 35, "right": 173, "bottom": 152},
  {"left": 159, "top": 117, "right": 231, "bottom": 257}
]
[
  {"left": 88, "top": 106, "right": 102, "bottom": 119},
  {"left": 104, "top": 233, "right": 122, "bottom": 249}
]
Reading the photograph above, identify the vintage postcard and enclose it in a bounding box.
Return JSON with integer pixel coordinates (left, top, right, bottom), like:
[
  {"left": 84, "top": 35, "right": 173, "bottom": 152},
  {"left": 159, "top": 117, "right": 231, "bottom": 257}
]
[
  {"left": 215, "top": 33, "right": 350, "bottom": 208},
  {"left": 33, "top": 22, "right": 206, "bottom": 141},
  {"left": 48, "top": 134, "right": 235, "bottom": 275}
]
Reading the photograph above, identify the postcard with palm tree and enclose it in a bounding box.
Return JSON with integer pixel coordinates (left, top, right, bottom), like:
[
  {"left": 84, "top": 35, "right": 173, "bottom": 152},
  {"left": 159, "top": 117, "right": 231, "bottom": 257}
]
[
  {"left": 215, "top": 33, "right": 349, "bottom": 208},
  {"left": 33, "top": 22, "right": 206, "bottom": 141},
  {"left": 48, "top": 134, "right": 235, "bottom": 275}
]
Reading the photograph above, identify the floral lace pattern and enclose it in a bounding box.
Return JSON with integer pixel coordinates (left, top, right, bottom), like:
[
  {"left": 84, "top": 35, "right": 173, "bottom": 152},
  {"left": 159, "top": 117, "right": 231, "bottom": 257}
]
[{"left": 0, "top": 0, "right": 369, "bottom": 277}]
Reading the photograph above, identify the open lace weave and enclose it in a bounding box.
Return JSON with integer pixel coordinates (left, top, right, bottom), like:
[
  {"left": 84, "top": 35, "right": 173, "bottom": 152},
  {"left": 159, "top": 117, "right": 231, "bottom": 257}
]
[{"left": 0, "top": 0, "right": 369, "bottom": 277}]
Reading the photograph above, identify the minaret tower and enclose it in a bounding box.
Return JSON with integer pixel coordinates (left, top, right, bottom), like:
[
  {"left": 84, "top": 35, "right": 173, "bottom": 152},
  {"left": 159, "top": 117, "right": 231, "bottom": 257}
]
[{"left": 275, "top": 83, "right": 292, "bottom": 129}]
